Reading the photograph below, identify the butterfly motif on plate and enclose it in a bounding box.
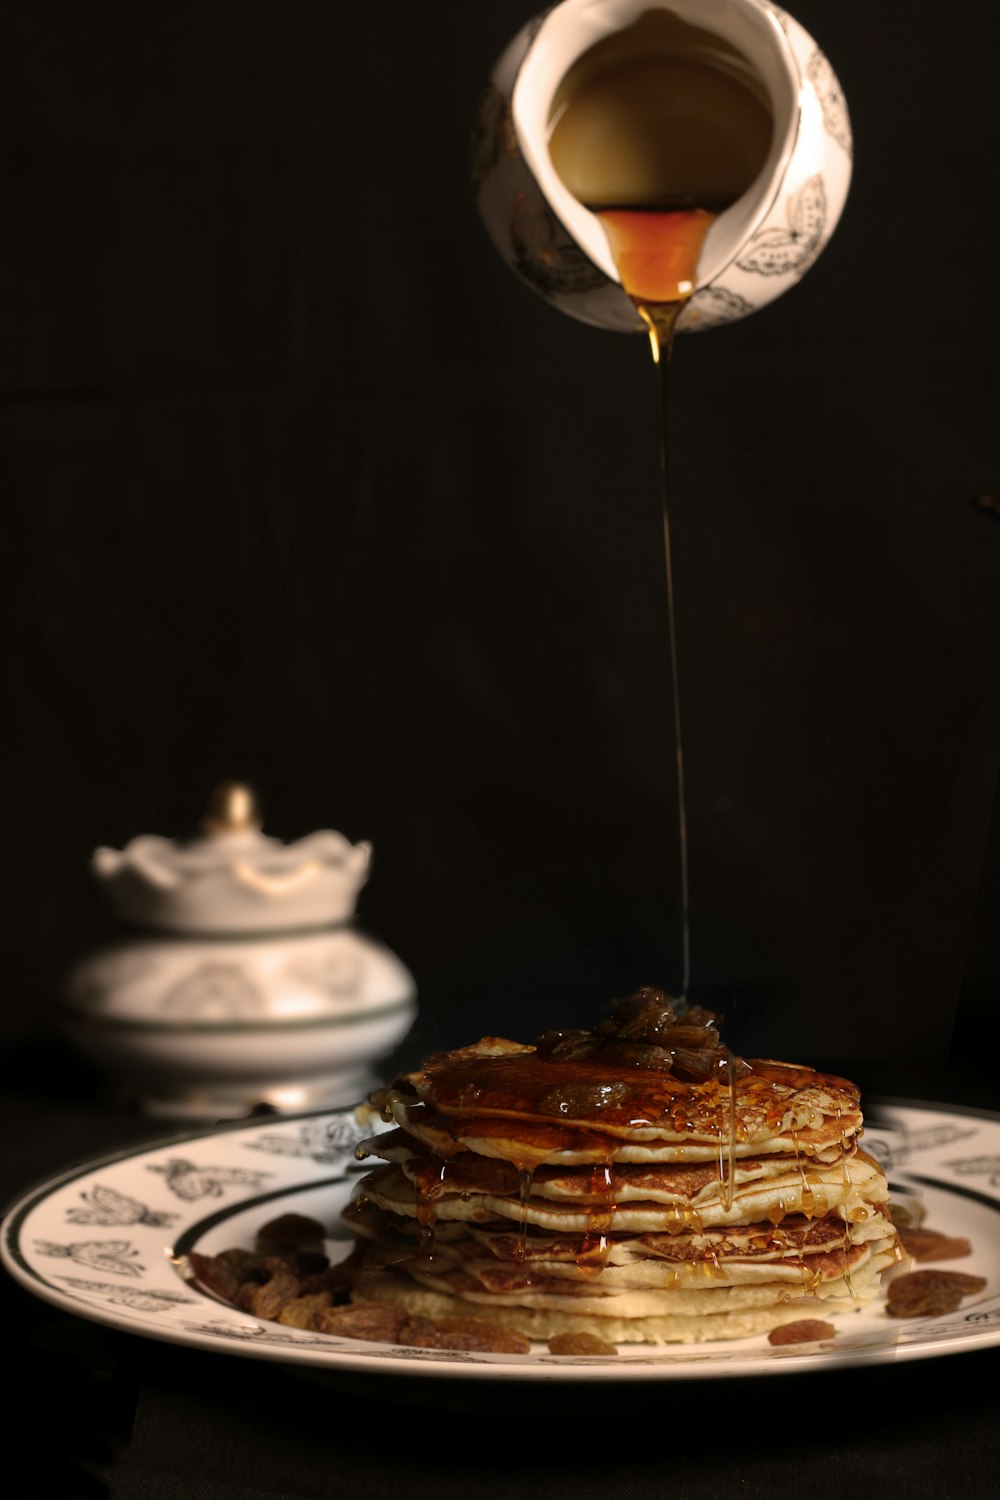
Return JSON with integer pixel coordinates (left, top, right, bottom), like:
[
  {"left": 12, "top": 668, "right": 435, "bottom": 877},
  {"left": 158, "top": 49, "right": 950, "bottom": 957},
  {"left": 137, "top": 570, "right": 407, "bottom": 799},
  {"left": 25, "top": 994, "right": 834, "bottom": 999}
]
[
  {"left": 865, "top": 1123, "right": 979, "bottom": 1173},
  {"left": 34, "top": 1239, "right": 145, "bottom": 1277},
  {"left": 146, "top": 1157, "right": 271, "bottom": 1201},
  {"left": 943, "top": 1154, "right": 1000, "bottom": 1188},
  {"left": 56, "top": 1277, "right": 196, "bottom": 1311},
  {"left": 736, "top": 175, "right": 827, "bottom": 278},
  {"left": 65, "top": 1183, "right": 179, "bottom": 1228},
  {"left": 179, "top": 1318, "right": 349, "bottom": 1350},
  {"left": 244, "top": 1116, "right": 367, "bottom": 1166}
]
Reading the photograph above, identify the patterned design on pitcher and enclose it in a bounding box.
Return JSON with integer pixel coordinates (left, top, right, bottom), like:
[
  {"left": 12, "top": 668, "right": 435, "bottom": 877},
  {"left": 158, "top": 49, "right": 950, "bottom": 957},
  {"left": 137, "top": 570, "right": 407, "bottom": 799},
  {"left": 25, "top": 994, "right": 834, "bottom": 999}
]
[
  {"left": 285, "top": 950, "right": 363, "bottom": 999},
  {"left": 807, "top": 50, "right": 852, "bottom": 157},
  {"left": 678, "top": 286, "right": 756, "bottom": 331},
  {"left": 472, "top": 83, "right": 518, "bottom": 189},
  {"left": 511, "top": 192, "right": 606, "bottom": 296},
  {"left": 735, "top": 176, "right": 827, "bottom": 278},
  {"left": 159, "top": 963, "right": 265, "bottom": 1019}
]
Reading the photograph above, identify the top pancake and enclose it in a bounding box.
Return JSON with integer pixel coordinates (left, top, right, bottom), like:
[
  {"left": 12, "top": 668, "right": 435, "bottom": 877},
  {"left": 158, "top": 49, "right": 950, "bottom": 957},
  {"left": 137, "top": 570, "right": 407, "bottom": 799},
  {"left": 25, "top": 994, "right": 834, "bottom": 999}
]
[{"left": 377, "top": 1036, "right": 862, "bottom": 1165}]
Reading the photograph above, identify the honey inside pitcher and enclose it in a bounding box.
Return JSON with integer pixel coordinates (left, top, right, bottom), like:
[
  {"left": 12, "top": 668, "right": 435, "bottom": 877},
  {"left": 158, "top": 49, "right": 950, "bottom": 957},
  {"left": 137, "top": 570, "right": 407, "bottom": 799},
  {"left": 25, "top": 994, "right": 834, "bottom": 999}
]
[{"left": 547, "top": 9, "right": 774, "bottom": 321}]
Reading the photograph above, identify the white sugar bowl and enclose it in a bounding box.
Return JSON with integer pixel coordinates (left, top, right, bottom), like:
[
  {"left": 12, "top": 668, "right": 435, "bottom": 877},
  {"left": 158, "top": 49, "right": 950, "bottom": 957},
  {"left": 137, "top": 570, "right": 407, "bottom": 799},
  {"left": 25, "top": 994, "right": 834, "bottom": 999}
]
[
  {"left": 65, "top": 786, "right": 417, "bottom": 1119},
  {"left": 474, "top": 0, "right": 852, "bottom": 333}
]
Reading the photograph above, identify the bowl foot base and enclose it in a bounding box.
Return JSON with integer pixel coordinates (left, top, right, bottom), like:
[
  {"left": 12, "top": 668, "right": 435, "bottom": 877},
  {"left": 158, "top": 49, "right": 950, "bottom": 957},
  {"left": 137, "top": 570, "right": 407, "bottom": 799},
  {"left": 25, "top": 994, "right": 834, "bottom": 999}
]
[{"left": 118, "top": 1069, "right": 377, "bottom": 1121}]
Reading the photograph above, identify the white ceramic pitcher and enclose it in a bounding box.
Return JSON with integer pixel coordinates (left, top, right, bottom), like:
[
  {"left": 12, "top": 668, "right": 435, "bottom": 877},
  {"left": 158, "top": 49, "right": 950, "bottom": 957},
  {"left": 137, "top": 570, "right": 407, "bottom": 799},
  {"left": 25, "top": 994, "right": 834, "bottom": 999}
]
[{"left": 474, "top": 0, "right": 852, "bottom": 333}]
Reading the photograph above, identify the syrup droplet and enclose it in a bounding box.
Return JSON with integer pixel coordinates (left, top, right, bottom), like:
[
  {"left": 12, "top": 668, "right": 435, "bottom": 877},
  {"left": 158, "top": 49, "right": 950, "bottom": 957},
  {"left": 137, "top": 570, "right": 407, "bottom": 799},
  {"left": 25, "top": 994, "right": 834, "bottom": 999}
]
[
  {"left": 516, "top": 1166, "right": 534, "bottom": 1265},
  {"left": 835, "top": 1104, "right": 857, "bottom": 1301},
  {"left": 790, "top": 1129, "right": 818, "bottom": 1218}
]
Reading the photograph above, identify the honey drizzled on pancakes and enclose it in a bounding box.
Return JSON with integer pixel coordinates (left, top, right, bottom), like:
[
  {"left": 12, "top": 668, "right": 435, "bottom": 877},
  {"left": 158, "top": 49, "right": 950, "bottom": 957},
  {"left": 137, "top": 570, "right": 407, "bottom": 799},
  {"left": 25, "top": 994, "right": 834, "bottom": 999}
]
[{"left": 350, "top": 991, "right": 901, "bottom": 1342}]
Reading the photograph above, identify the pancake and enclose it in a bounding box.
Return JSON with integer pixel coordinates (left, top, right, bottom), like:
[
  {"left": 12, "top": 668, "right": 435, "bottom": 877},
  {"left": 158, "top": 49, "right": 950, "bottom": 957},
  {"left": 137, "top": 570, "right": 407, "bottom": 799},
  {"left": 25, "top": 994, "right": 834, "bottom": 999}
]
[
  {"left": 391, "top": 1239, "right": 900, "bottom": 1314},
  {"left": 350, "top": 1276, "right": 849, "bottom": 1345},
  {"left": 357, "top": 1153, "right": 888, "bottom": 1233},
  {"left": 399, "top": 1107, "right": 859, "bottom": 1166},
  {"left": 353, "top": 1214, "right": 899, "bottom": 1292},
  {"left": 345, "top": 988, "right": 902, "bottom": 1344}
]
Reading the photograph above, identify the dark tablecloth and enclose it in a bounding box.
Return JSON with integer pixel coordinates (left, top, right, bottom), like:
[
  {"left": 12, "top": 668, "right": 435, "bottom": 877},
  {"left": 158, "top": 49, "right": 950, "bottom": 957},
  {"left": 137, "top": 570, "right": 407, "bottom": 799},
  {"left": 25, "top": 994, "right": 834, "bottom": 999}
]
[{"left": 5, "top": 1045, "right": 1000, "bottom": 1500}]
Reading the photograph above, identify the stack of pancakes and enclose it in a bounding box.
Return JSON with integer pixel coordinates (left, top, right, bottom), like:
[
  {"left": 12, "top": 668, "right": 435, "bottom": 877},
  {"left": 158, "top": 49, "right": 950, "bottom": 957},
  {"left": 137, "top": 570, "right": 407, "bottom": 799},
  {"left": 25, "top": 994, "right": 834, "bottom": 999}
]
[{"left": 347, "top": 992, "right": 901, "bottom": 1343}]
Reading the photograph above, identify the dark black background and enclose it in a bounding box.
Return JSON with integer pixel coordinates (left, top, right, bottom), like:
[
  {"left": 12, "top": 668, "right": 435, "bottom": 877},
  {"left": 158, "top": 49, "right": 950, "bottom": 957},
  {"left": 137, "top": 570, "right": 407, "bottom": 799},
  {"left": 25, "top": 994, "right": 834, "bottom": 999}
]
[
  {"left": 4, "top": 6, "right": 1000, "bottom": 1498},
  {"left": 3, "top": 0, "right": 1000, "bottom": 1092}
]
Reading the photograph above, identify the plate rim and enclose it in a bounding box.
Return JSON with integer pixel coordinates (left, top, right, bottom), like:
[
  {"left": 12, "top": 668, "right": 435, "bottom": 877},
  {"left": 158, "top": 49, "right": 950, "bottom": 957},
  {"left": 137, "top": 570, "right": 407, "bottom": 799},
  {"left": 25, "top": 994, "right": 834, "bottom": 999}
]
[{"left": 4, "top": 1095, "right": 1000, "bottom": 1382}]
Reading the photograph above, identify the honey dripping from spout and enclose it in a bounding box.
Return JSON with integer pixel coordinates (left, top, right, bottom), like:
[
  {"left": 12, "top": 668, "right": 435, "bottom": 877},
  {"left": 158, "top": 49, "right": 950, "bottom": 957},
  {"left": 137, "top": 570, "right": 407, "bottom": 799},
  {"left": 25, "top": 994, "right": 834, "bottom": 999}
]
[
  {"left": 548, "top": 14, "right": 773, "bottom": 998},
  {"left": 597, "top": 213, "right": 700, "bottom": 995}
]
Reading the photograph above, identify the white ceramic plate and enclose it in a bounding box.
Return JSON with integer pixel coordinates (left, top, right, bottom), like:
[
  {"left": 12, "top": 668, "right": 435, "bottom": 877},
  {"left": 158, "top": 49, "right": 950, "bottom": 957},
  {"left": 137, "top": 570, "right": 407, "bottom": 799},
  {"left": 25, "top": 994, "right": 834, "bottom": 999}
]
[{"left": 4, "top": 1099, "right": 1000, "bottom": 1381}]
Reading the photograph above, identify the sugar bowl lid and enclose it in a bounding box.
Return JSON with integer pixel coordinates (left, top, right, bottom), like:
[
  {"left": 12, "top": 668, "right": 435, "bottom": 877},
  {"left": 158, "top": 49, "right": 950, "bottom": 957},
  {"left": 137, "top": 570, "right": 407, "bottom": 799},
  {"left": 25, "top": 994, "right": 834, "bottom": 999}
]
[{"left": 93, "top": 784, "right": 372, "bottom": 935}]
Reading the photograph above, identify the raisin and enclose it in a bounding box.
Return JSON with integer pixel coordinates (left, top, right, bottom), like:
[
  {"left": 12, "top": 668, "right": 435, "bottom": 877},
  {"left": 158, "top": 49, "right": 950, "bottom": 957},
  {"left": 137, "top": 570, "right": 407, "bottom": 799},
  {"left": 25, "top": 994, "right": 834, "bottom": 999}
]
[
  {"left": 188, "top": 1252, "right": 242, "bottom": 1304},
  {"left": 533, "top": 990, "right": 749, "bottom": 1083},
  {"left": 250, "top": 1266, "right": 301, "bottom": 1320},
  {"left": 547, "top": 1332, "right": 619, "bottom": 1356},
  {"left": 886, "top": 1269, "right": 987, "bottom": 1319},
  {"left": 679, "top": 1006, "right": 720, "bottom": 1029},
  {"left": 235, "top": 1280, "right": 261, "bottom": 1313},
  {"left": 897, "top": 1228, "right": 972, "bottom": 1263},
  {"left": 890, "top": 1269, "right": 986, "bottom": 1297},
  {"left": 663, "top": 1024, "right": 721, "bottom": 1049},
  {"left": 767, "top": 1319, "right": 836, "bottom": 1345},
  {"left": 396, "top": 1314, "right": 530, "bottom": 1353},
  {"left": 257, "top": 1213, "right": 326, "bottom": 1245},
  {"left": 597, "top": 1042, "right": 675, "bottom": 1071},
  {"left": 669, "top": 1046, "right": 721, "bottom": 1081},
  {"left": 255, "top": 1214, "right": 328, "bottom": 1266},
  {"left": 216, "top": 1248, "right": 265, "bottom": 1281},
  {"left": 276, "top": 1291, "right": 333, "bottom": 1328},
  {"left": 429, "top": 1317, "right": 530, "bottom": 1354},
  {"left": 259, "top": 1253, "right": 297, "bottom": 1276},
  {"left": 299, "top": 1260, "right": 358, "bottom": 1298},
  {"left": 608, "top": 988, "right": 678, "bottom": 1036},
  {"left": 888, "top": 1200, "right": 924, "bottom": 1230},
  {"left": 534, "top": 1030, "right": 594, "bottom": 1059},
  {"left": 398, "top": 1314, "right": 445, "bottom": 1348},
  {"left": 886, "top": 1284, "right": 963, "bottom": 1318},
  {"left": 255, "top": 1242, "right": 328, "bottom": 1278},
  {"left": 315, "top": 1303, "right": 405, "bottom": 1342}
]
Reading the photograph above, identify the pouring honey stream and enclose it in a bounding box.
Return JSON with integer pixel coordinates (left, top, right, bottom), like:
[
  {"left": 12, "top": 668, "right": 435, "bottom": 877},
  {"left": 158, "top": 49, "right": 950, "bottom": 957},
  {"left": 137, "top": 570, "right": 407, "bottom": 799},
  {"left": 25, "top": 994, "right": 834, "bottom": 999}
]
[{"left": 547, "top": 10, "right": 774, "bottom": 999}]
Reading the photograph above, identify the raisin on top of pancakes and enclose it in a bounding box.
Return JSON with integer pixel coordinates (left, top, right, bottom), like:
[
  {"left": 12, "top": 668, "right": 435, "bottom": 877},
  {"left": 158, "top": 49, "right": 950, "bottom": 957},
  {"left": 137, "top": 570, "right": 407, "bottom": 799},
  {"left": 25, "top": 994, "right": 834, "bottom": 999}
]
[
  {"left": 371, "top": 988, "right": 861, "bottom": 1139},
  {"left": 531, "top": 986, "right": 749, "bottom": 1082}
]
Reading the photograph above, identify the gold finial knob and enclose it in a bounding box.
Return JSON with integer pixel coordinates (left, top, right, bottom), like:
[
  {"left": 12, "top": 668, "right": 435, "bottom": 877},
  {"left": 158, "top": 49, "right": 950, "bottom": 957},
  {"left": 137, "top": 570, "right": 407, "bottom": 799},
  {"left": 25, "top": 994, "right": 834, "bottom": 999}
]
[{"left": 200, "top": 782, "right": 261, "bottom": 836}]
